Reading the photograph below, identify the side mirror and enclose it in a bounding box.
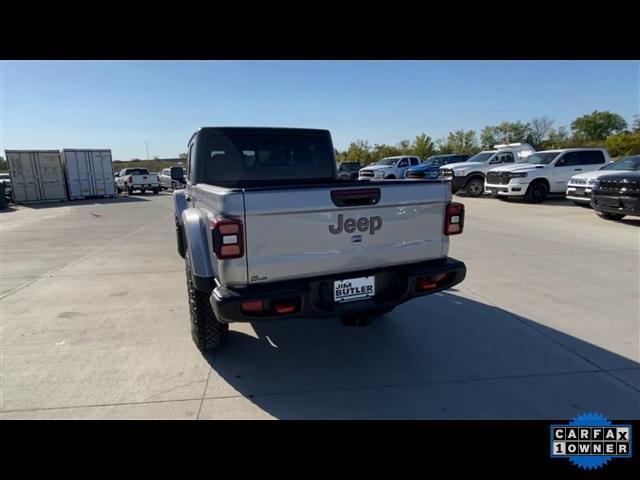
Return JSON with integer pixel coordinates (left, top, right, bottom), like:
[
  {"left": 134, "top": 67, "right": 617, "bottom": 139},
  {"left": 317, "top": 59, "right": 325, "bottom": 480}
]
[{"left": 555, "top": 159, "right": 565, "bottom": 167}]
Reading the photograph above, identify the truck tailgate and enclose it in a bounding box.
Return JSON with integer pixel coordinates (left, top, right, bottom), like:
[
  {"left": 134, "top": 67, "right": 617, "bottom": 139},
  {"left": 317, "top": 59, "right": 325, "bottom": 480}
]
[
  {"left": 243, "top": 182, "right": 449, "bottom": 284},
  {"left": 132, "top": 174, "right": 157, "bottom": 184}
]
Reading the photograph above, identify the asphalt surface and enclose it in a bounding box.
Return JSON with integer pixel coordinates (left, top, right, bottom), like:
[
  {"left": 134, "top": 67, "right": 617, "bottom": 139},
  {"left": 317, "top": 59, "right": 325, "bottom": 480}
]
[{"left": 1, "top": 192, "right": 638, "bottom": 419}]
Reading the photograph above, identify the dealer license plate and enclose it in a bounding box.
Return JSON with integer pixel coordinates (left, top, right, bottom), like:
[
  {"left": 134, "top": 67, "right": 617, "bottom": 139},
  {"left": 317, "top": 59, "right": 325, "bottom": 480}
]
[{"left": 334, "top": 276, "right": 375, "bottom": 303}]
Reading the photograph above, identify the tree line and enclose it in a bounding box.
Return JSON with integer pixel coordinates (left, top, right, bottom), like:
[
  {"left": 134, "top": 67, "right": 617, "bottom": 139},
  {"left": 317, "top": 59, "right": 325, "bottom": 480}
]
[
  {"left": 335, "top": 111, "right": 640, "bottom": 165},
  {"left": 1, "top": 111, "right": 637, "bottom": 172}
]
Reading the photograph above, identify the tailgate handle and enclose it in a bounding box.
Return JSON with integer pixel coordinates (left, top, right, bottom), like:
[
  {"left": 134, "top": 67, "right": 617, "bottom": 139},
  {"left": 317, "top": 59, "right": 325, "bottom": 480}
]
[{"left": 331, "top": 188, "right": 380, "bottom": 207}]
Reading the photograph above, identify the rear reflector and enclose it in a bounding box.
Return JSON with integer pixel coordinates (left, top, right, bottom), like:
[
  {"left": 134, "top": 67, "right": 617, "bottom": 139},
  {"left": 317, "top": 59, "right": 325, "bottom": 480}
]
[
  {"left": 416, "top": 273, "right": 450, "bottom": 292},
  {"left": 274, "top": 302, "right": 297, "bottom": 315},
  {"left": 417, "top": 279, "right": 437, "bottom": 290},
  {"left": 241, "top": 300, "right": 264, "bottom": 313}
]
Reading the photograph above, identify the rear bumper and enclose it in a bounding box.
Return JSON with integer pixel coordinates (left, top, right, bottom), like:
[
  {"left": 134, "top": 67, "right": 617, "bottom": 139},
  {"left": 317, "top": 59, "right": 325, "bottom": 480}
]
[
  {"left": 210, "top": 257, "right": 466, "bottom": 323},
  {"left": 591, "top": 194, "right": 640, "bottom": 216}
]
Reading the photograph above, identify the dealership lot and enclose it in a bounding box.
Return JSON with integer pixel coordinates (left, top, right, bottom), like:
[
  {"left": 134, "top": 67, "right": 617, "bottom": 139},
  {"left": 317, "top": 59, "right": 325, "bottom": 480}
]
[{"left": 0, "top": 193, "right": 638, "bottom": 419}]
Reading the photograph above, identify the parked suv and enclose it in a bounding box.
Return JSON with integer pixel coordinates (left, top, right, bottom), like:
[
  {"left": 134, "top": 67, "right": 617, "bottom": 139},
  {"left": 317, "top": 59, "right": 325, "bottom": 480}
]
[
  {"left": 337, "top": 162, "right": 362, "bottom": 179},
  {"left": 566, "top": 155, "right": 639, "bottom": 206},
  {"left": 485, "top": 148, "right": 609, "bottom": 203},
  {"left": 174, "top": 127, "right": 466, "bottom": 351},
  {"left": 591, "top": 171, "right": 640, "bottom": 221},
  {"left": 405, "top": 154, "right": 470, "bottom": 179},
  {"left": 159, "top": 166, "right": 186, "bottom": 190},
  {"left": 358, "top": 156, "right": 421, "bottom": 180}
]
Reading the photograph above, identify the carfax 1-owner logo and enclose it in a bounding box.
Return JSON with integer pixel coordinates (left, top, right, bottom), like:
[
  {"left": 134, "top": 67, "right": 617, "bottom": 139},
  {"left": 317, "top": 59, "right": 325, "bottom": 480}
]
[{"left": 550, "top": 412, "right": 632, "bottom": 470}]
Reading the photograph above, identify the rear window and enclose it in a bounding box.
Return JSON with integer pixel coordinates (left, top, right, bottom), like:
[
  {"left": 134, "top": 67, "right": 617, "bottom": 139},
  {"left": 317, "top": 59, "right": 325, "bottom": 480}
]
[
  {"left": 126, "top": 168, "right": 149, "bottom": 175},
  {"left": 202, "top": 132, "right": 335, "bottom": 185}
]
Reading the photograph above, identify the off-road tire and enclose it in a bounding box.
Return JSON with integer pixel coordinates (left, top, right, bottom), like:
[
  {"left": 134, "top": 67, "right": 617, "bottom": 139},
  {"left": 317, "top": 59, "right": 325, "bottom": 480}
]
[
  {"left": 176, "top": 221, "right": 186, "bottom": 258},
  {"left": 596, "top": 211, "right": 625, "bottom": 221},
  {"left": 127, "top": 186, "right": 134, "bottom": 195},
  {"left": 152, "top": 188, "right": 160, "bottom": 194},
  {"left": 185, "top": 251, "right": 228, "bottom": 351},
  {"left": 524, "top": 180, "right": 548, "bottom": 203},
  {"left": 464, "top": 177, "right": 484, "bottom": 197},
  {"left": 385, "top": 174, "right": 396, "bottom": 179}
]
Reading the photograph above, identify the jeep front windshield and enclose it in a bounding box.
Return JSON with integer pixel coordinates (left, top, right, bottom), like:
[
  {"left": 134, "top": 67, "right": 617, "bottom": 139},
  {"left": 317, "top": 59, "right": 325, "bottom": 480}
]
[
  {"left": 466, "top": 152, "right": 494, "bottom": 163},
  {"left": 521, "top": 152, "right": 560, "bottom": 165},
  {"left": 603, "top": 156, "right": 640, "bottom": 171}
]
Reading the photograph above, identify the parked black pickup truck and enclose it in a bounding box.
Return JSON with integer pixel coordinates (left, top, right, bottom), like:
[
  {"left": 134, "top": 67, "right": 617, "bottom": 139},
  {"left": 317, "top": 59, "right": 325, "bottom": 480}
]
[{"left": 591, "top": 171, "right": 640, "bottom": 221}]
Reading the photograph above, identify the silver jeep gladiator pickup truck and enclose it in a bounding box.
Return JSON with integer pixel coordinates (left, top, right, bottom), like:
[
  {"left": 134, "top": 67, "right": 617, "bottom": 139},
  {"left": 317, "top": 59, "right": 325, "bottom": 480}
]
[{"left": 174, "top": 127, "right": 466, "bottom": 351}]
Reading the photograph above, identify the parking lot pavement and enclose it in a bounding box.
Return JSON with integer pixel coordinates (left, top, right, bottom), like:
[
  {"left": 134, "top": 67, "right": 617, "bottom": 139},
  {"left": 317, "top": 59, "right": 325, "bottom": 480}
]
[{"left": 1, "top": 193, "right": 638, "bottom": 419}]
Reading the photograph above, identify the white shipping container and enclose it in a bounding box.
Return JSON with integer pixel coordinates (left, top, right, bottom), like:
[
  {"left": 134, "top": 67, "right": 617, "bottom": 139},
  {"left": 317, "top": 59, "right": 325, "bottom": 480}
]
[
  {"left": 61, "top": 149, "right": 116, "bottom": 199},
  {"left": 5, "top": 150, "right": 67, "bottom": 203}
]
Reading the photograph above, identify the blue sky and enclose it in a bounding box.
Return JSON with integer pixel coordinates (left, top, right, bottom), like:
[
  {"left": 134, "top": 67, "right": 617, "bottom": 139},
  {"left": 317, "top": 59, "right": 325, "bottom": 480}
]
[{"left": 1, "top": 61, "right": 638, "bottom": 160}]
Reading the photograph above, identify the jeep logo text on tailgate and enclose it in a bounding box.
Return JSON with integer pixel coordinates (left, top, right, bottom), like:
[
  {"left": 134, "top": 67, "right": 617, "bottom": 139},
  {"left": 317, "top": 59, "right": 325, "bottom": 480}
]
[{"left": 329, "top": 214, "right": 382, "bottom": 235}]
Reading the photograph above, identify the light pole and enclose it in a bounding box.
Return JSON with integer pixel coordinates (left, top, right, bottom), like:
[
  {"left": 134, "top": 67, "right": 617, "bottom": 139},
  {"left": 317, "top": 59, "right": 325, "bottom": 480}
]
[{"left": 142, "top": 141, "right": 150, "bottom": 160}]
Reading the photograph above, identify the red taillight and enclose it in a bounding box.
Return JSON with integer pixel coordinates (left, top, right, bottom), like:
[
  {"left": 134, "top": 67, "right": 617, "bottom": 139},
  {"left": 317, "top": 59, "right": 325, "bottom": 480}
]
[
  {"left": 211, "top": 218, "right": 244, "bottom": 259},
  {"left": 241, "top": 300, "right": 264, "bottom": 314},
  {"left": 444, "top": 202, "right": 464, "bottom": 235},
  {"left": 274, "top": 302, "right": 296, "bottom": 315},
  {"left": 128, "top": 175, "right": 133, "bottom": 184},
  {"left": 416, "top": 273, "right": 449, "bottom": 292},
  {"left": 417, "top": 278, "right": 437, "bottom": 290}
]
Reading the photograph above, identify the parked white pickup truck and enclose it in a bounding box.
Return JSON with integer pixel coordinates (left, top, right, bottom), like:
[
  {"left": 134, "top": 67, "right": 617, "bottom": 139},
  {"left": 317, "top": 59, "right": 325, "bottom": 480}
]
[
  {"left": 439, "top": 143, "right": 535, "bottom": 197},
  {"left": 174, "top": 127, "right": 467, "bottom": 351},
  {"left": 115, "top": 168, "right": 160, "bottom": 195},
  {"left": 485, "top": 148, "right": 610, "bottom": 203},
  {"left": 358, "top": 156, "right": 421, "bottom": 180}
]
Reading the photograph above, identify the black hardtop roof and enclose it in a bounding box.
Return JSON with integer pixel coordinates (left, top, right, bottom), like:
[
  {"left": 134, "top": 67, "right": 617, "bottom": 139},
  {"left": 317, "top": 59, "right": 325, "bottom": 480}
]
[{"left": 190, "top": 127, "right": 331, "bottom": 146}]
